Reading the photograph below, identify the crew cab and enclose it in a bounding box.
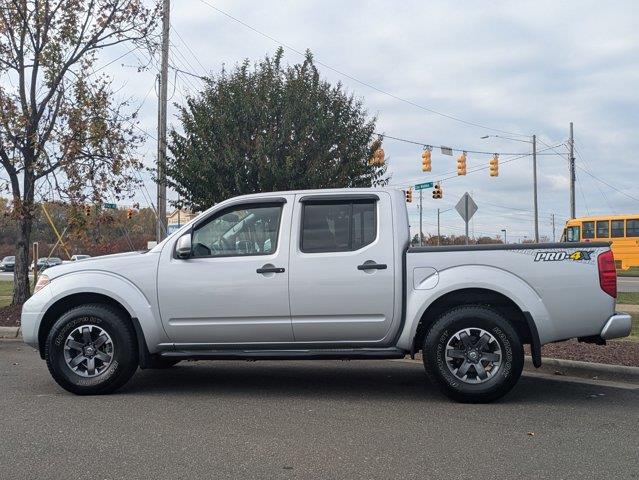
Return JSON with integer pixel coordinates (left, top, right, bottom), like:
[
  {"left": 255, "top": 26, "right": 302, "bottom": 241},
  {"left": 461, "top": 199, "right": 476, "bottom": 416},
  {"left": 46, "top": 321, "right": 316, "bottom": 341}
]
[{"left": 21, "top": 188, "right": 632, "bottom": 402}]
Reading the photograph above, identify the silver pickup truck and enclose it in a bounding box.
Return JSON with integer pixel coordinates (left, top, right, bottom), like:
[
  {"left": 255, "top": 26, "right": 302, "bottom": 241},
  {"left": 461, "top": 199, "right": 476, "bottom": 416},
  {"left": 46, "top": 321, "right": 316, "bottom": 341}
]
[{"left": 21, "top": 188, "right": 631, "bottom": 402}]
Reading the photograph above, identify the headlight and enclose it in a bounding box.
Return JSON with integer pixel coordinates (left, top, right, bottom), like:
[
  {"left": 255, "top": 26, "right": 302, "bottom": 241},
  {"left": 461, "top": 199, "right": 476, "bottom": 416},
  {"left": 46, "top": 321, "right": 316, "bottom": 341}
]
[{"left": 34, "top": 275, "right": 50, "bottom": 293}]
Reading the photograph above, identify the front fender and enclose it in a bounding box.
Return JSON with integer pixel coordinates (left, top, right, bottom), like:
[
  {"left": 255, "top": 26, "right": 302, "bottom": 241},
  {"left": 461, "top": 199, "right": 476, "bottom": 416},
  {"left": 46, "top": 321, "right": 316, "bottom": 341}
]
[
  {"left": 396, "top": 265, "right": 554, "bottom": 350},
  {"left": 43, "top": 271, "right": 168, "bottom": 353}
]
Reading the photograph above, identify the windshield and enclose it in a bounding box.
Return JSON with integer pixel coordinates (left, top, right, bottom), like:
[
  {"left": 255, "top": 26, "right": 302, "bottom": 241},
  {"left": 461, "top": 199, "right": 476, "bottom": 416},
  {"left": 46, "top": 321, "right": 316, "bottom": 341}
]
[{"left": 2, "top": 256, "right": 14, "bottom": 262}]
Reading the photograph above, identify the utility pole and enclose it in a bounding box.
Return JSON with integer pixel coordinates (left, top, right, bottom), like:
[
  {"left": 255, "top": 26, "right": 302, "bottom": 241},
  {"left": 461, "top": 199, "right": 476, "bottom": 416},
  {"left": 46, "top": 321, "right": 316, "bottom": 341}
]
[
  {"left": 437, "top": 208, "right": 441, "bottom": 245},
  {"left": 419, "top": 189, "right": 423, "bottom": 246},
  {"left": 569, "top": 122, "right": 576, "bottom": 219},
  {"left": 156, "top": 0, "right": 170, "bottom": 242},
  {"left": 532, "top": 134, "right": 539, "bottom": 243}
]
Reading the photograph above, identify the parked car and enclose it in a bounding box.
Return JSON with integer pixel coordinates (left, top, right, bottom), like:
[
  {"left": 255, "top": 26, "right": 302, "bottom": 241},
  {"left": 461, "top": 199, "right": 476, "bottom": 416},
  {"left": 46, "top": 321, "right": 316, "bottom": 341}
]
[
  {"left": 63, "top": 255, "right": 91, "bottom": 264},
  {"left": 30, "top": 257, "right": 62, "bottom": 272},
  {"left": 0, "top": 256, "right": 15, "bottom": 272},
  {"left": 21, "top": 188, "right": 631, "bottom": 402}
]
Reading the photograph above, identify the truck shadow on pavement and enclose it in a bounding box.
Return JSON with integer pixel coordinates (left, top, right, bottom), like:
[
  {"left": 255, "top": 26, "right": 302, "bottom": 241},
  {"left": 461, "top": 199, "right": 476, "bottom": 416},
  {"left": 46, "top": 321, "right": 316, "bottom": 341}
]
[{"left": 117, "top": 360, "right": 636, "bottom": 405}]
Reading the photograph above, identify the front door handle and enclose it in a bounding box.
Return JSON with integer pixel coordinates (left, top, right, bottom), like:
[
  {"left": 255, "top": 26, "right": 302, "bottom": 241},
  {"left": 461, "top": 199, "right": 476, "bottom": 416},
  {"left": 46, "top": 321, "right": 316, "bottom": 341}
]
[
  {"left": 256, "top": 266, "right": 285, "bottom": 274},
  {"left": 357, "top": 263, "right": 387, "bottom": 271}
]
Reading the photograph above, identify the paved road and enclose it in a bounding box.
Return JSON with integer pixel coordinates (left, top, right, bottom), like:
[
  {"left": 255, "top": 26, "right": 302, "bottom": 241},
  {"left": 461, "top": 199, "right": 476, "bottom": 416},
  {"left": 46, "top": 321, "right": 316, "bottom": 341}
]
[
  {"left": 619, "top": 276, "right": 639, "bottom": 293},
  {"left": 1, "top": 340, "right": 637, "bottom": 479}
]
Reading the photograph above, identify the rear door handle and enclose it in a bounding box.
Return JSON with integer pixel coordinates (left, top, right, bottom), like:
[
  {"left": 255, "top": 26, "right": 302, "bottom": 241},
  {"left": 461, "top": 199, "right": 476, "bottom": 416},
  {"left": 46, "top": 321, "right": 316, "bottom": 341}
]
[
  {"left": 357, "top": 263, "right": 387, "bottom": 270},
  {"left": 256, "top": 266, "right": 285, "bottom": 274}
]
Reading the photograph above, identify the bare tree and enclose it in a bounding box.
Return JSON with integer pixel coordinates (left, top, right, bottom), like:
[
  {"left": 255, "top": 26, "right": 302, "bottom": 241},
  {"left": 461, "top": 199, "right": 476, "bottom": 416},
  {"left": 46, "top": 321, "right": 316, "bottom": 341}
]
[{"left": 0, "top": 0, "right": 160, "bottom": 303}]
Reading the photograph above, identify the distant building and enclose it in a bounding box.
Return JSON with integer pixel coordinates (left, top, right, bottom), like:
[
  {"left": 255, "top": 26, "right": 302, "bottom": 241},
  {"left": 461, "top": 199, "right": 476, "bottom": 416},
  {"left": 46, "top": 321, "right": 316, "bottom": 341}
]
[{"left": 166, "top": 208, "right": 198, "bottom": 235}]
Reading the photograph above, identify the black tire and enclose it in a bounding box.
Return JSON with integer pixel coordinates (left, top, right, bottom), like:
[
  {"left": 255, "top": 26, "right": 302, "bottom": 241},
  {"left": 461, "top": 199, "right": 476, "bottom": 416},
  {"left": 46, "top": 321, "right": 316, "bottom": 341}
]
[
  {"left": 423, "top": 305, "right": 524, "bottom": 403},
  {"left": 45, "top": 303, "right": 139, "bottom": 395},
  {"left": 146, "top": 356, "right": 181, "bottom": 369}
]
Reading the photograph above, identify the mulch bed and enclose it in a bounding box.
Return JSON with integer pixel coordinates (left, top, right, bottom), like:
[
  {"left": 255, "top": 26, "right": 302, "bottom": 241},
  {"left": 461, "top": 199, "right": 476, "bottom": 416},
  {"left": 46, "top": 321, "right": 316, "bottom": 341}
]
[
  {"left": 0, "top": 304, "right": 22, "bottom": 327},
  {"left": 527, "top": 340, "right": 639, "bottom": 368}
]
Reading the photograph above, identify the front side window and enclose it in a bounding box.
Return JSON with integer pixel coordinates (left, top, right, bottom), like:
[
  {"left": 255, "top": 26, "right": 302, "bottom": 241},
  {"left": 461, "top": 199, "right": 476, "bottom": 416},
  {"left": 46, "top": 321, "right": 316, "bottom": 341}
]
[
  {"left": 627, "top": 219, "right": 639, "bottom": 237},
  {"left": 611, "top": 220, "right": 624, "bottom": 238},
  {"left": 566, "top": 226, "right": 580, "bottom": 242},
  {"left": 582, "top": 221, "right": 595, "bottom": 239},
  {"left": 191, "top": 204, "right": 282, "bottom": 257},
  {"left": 596, "top": 220, "right": 609, "bottom": 238},
  {"left": 301, "top": 200, "right": 377, "bottom": 253}
]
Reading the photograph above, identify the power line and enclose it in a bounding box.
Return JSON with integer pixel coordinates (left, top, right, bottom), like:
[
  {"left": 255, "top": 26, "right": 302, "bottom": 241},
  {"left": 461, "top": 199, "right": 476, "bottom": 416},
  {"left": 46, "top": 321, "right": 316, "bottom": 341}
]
[
  {"left": 170, "top": 65, "right": 207, "bottom": 81},
  {"left": 572, "top": 142, "right": 639, "bottom": 204},
  {"left": 379, "top": 132, "right": 556, "bottom": 156},
  {"left": 391, "top": 143, "right": 564, "bottom": 187},
  {"left": 197, "top": 0, "right": 528, "bottom": 138},
  {"left": 572, "top": 141, "right": 614, "bottom": 213},
  {"left": 170, "top": 25, "right": 209, "bottom": 75}
]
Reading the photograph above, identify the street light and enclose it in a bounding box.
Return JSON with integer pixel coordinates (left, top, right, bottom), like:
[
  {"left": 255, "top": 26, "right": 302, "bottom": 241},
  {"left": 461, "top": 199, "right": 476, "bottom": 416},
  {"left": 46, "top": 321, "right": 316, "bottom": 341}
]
[
  {"left": 501, "top": 229, "right": 507, "bottom": 244},
  {"left": 481, "top": 134, "right": 538, "bottom": 243}
]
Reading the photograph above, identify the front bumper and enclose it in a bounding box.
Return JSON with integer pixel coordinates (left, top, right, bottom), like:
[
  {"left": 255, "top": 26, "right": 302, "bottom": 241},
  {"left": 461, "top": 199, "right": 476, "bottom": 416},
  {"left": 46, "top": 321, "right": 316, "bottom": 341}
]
[
  {"left": 20, "top": 286, "right": 53, "bottom": 350},
  {"left": 600, "top": 312, "right": 632, "bottom": 340}
]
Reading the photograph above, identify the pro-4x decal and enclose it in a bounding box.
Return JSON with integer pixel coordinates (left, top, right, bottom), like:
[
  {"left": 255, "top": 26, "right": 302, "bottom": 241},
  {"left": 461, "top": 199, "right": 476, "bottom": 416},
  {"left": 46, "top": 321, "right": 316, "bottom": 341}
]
[{"left": 533, "top": 250, "right": 594, "bottom": 262}]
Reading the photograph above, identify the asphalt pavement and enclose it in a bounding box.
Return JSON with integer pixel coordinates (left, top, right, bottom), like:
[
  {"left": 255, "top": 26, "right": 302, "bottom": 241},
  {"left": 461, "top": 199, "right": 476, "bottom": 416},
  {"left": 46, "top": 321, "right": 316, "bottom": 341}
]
[{"left": 1, "top": 340, "right": 637, "bottom": 480}]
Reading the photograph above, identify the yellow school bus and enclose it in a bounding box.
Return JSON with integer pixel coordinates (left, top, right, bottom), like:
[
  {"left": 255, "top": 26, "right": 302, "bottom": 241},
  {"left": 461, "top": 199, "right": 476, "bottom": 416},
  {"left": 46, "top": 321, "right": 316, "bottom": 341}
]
[{"left": 562, "top": 215, "right": 639, "bottom": 270}]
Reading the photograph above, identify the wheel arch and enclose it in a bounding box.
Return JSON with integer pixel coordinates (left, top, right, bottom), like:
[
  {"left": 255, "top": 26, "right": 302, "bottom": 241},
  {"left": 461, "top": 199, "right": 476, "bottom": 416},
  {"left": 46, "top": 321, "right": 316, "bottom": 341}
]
[
  {"left": 411, "top": 288, "right": 541, "bottom": 365},
  {"left": 37, "top": 293, "right": 137, "bottom": 357}
]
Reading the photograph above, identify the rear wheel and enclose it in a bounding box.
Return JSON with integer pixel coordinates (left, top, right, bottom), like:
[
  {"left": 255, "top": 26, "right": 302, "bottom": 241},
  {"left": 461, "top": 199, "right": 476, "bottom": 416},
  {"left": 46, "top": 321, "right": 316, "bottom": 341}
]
[
  {"left": 423, "top": 305, "right": 524, "bottom": 403},
  {"left": 45, "top": 304, "right": 138, "bottom": 395}
]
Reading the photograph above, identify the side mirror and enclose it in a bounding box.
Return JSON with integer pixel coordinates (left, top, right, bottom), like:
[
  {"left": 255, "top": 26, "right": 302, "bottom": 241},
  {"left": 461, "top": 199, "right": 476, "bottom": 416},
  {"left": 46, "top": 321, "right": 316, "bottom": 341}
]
[{"left": 175, "top": 233, "right": 192, "bottom": 259}]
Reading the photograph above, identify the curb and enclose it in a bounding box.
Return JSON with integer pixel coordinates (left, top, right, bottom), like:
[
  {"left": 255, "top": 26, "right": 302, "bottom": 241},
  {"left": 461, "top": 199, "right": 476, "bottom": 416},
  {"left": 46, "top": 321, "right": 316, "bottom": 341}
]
[
  {"left": 616, "top": 303, "right": 639, "bottom": 313},
  {"left": 0, "top": 326, "right": 20, "bottom": 339},
  {"left": 525, "top": 355, "right": 639, "bottom": 383}
]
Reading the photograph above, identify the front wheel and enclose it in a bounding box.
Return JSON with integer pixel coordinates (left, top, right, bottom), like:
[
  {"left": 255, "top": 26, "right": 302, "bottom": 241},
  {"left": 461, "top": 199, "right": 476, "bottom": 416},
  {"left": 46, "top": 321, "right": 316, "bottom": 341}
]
[
  {"left": 45, "top": 304, "right": 139, "bottom": 395},
  {"left": 423, "top": 305, "right": 524, "bottom": 403}
]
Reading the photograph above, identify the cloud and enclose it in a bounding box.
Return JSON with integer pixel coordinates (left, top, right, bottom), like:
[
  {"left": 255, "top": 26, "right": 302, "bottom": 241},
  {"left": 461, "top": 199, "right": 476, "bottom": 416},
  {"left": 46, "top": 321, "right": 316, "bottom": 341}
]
[{"left": 92, "top": 0, "right": 639, "bottom": 238}]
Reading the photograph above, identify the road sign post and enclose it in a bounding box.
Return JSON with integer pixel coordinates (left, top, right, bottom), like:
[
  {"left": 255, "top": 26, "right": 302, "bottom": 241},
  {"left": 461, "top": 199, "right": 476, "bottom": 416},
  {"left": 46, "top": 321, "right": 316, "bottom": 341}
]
[
  {"left": 419, "top": 189, "right": 423, "bottom": 246},
  {"left": 455, "top": 192, "right": 478, "bottom": 246},
  {"left": 414, "top": 182, "right": 433, "bottom": 246}
]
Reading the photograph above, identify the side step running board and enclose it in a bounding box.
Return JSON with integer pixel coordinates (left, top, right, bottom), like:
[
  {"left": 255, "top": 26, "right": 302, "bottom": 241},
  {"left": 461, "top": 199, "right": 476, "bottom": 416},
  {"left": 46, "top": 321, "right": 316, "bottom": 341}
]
[{"left": 159, "top": 347, "right": 407, "bottom": 361}]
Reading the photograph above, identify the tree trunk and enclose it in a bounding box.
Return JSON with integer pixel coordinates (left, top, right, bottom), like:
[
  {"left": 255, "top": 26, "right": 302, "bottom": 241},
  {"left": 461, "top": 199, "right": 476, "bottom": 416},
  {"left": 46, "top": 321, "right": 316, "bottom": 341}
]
[{"left": 12, "top": 212, "right": 33, "bottom": 305}]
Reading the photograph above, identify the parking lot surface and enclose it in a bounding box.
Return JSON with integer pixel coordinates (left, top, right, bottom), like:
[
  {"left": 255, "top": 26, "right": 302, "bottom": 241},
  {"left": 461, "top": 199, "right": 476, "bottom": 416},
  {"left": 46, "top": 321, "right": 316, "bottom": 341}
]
[{"left": 1, "top": 340, "right": 637, "bottom": 479}]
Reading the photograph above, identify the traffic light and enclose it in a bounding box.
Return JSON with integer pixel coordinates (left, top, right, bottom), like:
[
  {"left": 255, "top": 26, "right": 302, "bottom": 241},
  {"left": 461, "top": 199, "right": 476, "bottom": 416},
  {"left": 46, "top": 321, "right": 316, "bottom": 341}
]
[
  {"left": 421, "top": 147, "right": 432, "bottom": 172},
  {"left": 84, "top": 205, "right": 91, "bottom": 217},
  {"left": 369, "top": 147, "right": 385, "bottom": 166},
  {"left": 432, "top": 182, "right": 443, "bottom": 199},
  {"left": 406, "top": 187, "right": 413, "bottom": 203},
  {"left": 127, "top": 208, "right": 133, "bottom": 219},
  {"left": 489, "top": 154, "right": 499, "bottom": 177},
  {"left": 457, "top": 152, "right": 467, "bottom": 176}
]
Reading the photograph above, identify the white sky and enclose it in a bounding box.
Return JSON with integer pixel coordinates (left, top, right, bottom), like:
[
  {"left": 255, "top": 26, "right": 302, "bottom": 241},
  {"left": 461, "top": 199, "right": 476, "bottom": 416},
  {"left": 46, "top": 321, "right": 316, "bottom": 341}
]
[{"left": 97, "top": 0, "right": 639, "bottom": 242}]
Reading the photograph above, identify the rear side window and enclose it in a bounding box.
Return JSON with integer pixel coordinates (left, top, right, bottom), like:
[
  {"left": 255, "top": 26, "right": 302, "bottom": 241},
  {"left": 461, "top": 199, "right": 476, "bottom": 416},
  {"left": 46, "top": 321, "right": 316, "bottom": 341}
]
[
  {"left": 611, "top": 220, "right": 625, "bottom": 238},
  {"left": 582, "top": 221, "right": 595, "bottom": 239},
  {"left": 596, "top": 220, "right": 609, "bottom": 238},
  {"left": 627, "top": 219, "right": 639, "bottom": 237},
  {"left": 301, "top": 201, "right": 377, "bottom": 253}
]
